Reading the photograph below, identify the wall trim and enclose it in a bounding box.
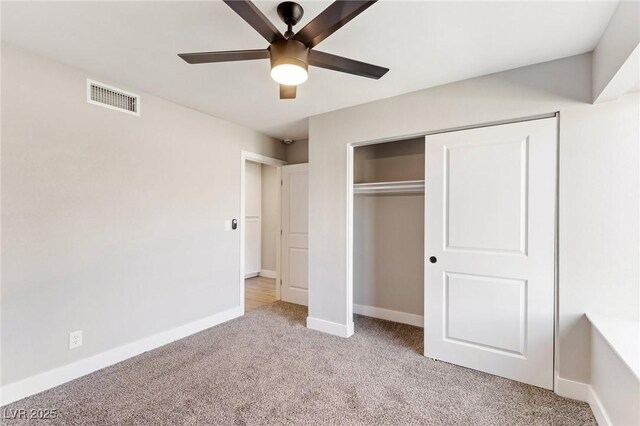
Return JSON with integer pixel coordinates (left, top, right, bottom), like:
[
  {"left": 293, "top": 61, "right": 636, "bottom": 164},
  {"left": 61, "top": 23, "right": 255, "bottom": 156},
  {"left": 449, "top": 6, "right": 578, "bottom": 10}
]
[
  {"left": 555, "top": 377, "right": 611, "bottom": 425},
  {"left": 259, "top": 269, "right": 277, "bottom": 279},
  {"left": 1, "top": 306, "right": 243, "bottom": 407},
  {"left": 555, "top": 377, "right": 590, "bottom": 401},
  {"left": 307, "top": 317, "right": 354, "bottom": 338},
  {"left": 353, "top": 304, "right": 424, "bottom": 328},
  {"left": 588, "top": 386, "right": 612, "bottom": 426}
]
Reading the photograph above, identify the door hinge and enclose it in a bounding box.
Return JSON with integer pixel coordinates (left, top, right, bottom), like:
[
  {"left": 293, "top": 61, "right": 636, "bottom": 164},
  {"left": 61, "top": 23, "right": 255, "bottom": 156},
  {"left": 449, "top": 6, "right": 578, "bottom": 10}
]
[
  {"left": 280, "top": 280, "right": 283, "bottom": 286},
  {"left": 281, "top": 229, "right": 283, "bottom": 235},
  {"left": 281, "top": 179, "right": 283, "bottom": 186}
]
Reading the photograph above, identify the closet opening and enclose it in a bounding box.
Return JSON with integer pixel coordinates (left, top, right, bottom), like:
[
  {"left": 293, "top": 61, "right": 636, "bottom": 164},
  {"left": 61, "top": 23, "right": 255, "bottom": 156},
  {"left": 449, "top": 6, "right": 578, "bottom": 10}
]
[{"left": 351, "top": 137, "right": 425, "bottom": 352}]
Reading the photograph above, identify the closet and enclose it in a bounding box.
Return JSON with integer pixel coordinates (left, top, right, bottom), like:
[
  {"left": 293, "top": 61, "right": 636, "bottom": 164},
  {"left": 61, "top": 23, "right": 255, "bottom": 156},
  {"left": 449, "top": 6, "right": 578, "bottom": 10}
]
[
  {"left": 350, "top": 117, "right": 558, "bottom": 390},
  {"left": 353, "top": 137, "right": 425, "bottom": 327}
]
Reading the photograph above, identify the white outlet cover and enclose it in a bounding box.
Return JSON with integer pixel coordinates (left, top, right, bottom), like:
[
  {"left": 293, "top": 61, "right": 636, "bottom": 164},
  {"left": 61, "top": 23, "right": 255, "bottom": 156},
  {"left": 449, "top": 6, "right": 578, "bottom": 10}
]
[{"left": 69, "top": 330, "right": 83, "bottom": 349}]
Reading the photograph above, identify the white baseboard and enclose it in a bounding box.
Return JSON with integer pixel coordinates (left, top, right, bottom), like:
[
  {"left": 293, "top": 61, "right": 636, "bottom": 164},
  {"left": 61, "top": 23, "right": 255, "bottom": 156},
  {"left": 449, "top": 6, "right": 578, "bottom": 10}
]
[
  {"left": 555, "top": 377, "right": 590, "bottom": 401},
  {"left": 587, "top": 386, "right": 612, "bottom": 426},
  {"left": 244, "top": 272, "right": 259, "bottom": 278},
  {"left": 1, "top": 306, "right": 243, "bottom": 407},
  {"left": 353, "top": 304, "right": 424, "bottom": 328},
  {"left": 555, "top": 377, "right": 611, "bottom": 426},
  {"left": 259, "top": 269, "right": 276, "bottom": 279},
  {"left": 307, "top": 317, "right": 354, "bottom": 338}
]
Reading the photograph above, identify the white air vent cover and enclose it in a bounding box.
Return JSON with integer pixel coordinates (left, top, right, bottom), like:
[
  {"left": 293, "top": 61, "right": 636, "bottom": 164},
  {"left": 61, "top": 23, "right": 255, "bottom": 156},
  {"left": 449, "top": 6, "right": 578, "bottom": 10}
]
[{"left": 87, "top": 79, "right": 140, "bottom": 116}]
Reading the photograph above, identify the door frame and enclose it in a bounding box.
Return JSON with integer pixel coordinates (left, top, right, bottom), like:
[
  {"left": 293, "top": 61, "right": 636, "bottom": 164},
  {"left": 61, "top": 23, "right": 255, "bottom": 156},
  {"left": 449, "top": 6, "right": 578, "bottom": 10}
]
[
  {"left": 240, "top": 151, "right": 287, "bottom": 314},
  {"left": 345, "top": 112, "right": 559, "bottom": 384}
]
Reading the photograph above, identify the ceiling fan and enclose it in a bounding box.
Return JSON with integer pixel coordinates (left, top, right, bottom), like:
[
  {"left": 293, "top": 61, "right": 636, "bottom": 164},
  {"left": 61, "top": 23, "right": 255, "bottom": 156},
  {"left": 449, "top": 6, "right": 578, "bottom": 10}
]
[{"left": 178, "top": 0, "right": 389, "bottom": 99}]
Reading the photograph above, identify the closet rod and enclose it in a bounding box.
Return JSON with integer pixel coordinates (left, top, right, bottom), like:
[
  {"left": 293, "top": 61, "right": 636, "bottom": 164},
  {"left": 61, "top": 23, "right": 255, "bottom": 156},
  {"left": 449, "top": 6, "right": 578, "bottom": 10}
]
[{"left": 353, "top": 180, "right": 424, "bottom": 195}]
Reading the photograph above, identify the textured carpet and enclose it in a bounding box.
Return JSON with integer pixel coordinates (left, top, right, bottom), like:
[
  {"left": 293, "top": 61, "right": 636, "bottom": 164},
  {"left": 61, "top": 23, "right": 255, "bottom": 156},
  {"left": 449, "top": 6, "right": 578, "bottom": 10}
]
[{"left": 3, "top": 302, "right": 595, "bottom": 425}]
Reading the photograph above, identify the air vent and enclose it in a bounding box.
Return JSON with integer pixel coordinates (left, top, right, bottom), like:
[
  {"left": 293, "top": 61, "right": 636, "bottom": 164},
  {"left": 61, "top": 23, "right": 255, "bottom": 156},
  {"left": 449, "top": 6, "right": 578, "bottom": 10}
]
[{"left": 87, "top": 79, "right": 140, "bottom": 116}]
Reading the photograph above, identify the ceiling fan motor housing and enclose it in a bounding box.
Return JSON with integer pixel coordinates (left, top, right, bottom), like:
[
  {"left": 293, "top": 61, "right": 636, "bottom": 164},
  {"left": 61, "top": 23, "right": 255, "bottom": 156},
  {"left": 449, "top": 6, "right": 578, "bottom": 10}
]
[{"left": 269, "top": 39, "right": 309, "bottom": 73}]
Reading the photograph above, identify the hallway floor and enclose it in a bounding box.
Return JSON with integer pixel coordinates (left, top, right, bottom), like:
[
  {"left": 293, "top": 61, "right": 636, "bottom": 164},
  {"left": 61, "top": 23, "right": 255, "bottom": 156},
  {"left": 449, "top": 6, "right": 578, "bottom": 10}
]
[{"left": 245, "top": 276, "right": 276, "bottom": 311}]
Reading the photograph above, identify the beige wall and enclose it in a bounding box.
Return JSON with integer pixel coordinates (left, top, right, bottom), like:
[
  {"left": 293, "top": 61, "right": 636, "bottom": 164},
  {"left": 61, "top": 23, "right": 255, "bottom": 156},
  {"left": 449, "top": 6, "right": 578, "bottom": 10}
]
[
  {"left": 285, "top": 138, "right": 308, "bottom": 164},
  {"left": 261, "top": 164, "right": 278, "bottom": 272},
  {"left": 1, "top": 46, "right": 284, "bottom": 385},
  {"left": 354, "top": 194, "right": 424, "bottom": 316},
  {"left": 353, "top": 140, "right": 425, "bottom": 316},
  {"left": 308, "top": 52, "right": 639, "bottom": 384},
  {"left": 354, "top": 138, "right": 424, "bottom": 184}
]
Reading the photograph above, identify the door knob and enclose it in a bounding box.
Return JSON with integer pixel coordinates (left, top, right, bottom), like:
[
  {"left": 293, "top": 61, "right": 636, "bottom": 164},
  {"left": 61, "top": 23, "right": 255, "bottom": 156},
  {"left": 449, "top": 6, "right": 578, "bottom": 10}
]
[{"left": 429, "top": 256, "right": 437, "bottom": 264}]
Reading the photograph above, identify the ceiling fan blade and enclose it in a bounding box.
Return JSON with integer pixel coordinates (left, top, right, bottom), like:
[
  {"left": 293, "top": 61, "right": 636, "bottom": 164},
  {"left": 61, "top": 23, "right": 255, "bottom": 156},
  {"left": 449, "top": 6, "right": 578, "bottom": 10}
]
[
  {"left": 223, "top": 0, "right": 284, "bottom": 43},
  {"left": 280, "top": 85, "right": 297, "bottom": 99},
  {"left": 178, "top": 49, "right": 270, "bottom": 64},
  {"left": 293, "top": 0, "right": 377, "bottom": 49},
  {"left": 309, "top": 50, "right": 388, "bottom": 79}
]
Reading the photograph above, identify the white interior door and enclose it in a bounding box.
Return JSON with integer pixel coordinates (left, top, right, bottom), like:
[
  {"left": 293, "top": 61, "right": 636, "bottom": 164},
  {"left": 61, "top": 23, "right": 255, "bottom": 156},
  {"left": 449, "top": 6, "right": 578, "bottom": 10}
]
[
  {"left": 244, "top": 161, "right": 261, "bottom": 277},
  {"left": 281, "top": 164, "right": 309, "bottom": 306},
  {"left": 425, "top": 118, "right": 556, "bottom": 390}
]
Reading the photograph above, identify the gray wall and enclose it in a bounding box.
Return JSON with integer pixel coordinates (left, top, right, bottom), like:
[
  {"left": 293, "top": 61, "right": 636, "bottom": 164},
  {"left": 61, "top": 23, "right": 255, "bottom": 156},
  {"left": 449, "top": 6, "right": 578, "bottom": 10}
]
[
  {"left": 285, "top": 139, "right": 308, "bottom": 164},
  {"left": 308, "top": 52, "right": 639, "bottom": 384},
  {"left": 261, "top": 164, "right": 278, "bottom": 272},
  {"left": 1, "top": 46, "right": 285, "bottom": 385}
]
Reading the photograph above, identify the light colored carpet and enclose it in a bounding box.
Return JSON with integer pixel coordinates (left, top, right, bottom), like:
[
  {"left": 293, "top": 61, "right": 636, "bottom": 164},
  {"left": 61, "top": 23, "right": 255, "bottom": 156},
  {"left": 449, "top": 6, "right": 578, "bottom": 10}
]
[{"left": 3, "top": 302, "right": 595, "bottom": 425}]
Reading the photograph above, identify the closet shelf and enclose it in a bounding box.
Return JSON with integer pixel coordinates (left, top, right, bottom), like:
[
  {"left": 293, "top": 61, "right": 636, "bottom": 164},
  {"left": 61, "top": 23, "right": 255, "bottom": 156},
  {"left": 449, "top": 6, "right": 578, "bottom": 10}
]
[{"left": 353, "top": 180, "right": 425, "bottom": 195}]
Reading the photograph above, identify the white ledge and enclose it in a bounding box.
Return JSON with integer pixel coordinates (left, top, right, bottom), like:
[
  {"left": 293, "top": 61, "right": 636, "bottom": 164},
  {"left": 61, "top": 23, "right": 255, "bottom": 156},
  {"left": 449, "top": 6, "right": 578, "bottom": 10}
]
[
  {"left": 354, "top": 180, "right": 425, "bottom": 195},
  {"left": 587, "top": 313, "right": 640, "bottom": 380}
]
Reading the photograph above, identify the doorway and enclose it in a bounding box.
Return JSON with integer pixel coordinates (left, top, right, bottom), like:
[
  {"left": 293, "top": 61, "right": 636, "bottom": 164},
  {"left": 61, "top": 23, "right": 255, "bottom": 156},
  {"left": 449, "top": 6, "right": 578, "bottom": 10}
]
[{"left": 240, "top": 152, "right": 286, "bottom": 314}]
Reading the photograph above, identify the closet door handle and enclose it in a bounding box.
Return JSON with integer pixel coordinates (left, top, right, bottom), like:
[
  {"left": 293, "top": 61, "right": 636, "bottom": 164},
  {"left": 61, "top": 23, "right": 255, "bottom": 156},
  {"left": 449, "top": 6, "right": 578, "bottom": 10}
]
[{"left": 429, "top": 256, "right": 437, "bottom": 264}]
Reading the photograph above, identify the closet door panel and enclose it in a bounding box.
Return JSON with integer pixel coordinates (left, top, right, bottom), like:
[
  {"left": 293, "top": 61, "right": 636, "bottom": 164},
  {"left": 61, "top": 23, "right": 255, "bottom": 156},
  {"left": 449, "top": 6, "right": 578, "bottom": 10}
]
[{"left": 424, "top": 118, "right": 556, "bottom": 390}]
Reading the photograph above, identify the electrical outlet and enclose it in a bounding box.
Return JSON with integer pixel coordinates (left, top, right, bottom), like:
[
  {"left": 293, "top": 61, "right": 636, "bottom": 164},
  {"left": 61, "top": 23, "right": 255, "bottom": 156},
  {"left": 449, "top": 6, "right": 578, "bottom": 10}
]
[{"left": 69, "top": 330, "right": 82, "bottom": 349}]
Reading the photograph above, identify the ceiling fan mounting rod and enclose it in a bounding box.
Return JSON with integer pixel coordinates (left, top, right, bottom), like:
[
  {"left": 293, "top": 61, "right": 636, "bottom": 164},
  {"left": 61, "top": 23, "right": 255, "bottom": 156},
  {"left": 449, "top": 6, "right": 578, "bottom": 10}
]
[{"left": 277, "top": 2, "right": 304, "bottom": 27}]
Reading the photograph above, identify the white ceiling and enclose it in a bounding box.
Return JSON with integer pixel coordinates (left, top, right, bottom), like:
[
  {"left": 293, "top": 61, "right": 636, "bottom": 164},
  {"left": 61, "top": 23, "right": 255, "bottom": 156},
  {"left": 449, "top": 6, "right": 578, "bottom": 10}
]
[{"left": 2, "top": 1, "right": 617, "bottom": 140}]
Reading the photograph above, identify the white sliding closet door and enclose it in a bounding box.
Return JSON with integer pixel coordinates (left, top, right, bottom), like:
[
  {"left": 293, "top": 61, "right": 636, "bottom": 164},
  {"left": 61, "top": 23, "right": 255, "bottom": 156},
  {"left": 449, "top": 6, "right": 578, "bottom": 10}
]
[
  {"left": 244, "top": 161, "right": 261, "bottom": 277},
  {"left": 281, "top": 164, "right": 309, "bottom": 306},
  {"left": 424, "top": 118, "right": 556, "bottom": 390}
]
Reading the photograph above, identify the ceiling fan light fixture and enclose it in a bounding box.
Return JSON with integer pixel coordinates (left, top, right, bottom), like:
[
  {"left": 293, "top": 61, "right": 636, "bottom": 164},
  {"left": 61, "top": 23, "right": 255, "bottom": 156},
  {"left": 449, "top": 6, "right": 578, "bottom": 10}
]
[
  {"left": 271, "top": 63, "right": 308, "bottom": 85},
  {"left": 269, "top": 39, "right": 309, "bottom": 86}
]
